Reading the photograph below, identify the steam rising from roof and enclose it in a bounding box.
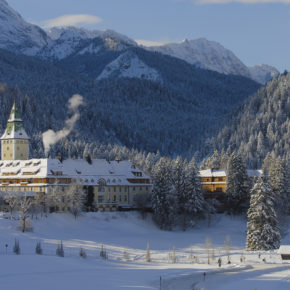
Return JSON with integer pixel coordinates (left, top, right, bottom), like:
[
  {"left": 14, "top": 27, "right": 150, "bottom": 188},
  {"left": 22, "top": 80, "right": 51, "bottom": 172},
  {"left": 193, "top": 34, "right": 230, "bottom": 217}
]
[{"left": 42, "top": 94, "right": 84, "bottom": 156}]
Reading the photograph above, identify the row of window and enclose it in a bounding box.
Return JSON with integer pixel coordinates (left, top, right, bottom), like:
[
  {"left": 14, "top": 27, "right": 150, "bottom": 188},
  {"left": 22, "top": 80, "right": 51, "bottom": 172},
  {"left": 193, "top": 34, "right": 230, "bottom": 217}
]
[
  {"left": 97, "top": 186, "right": 150, "bottom": 193},
  {"left": 97, "top": 194, "right": 128, "bottom": 204},
  {"left": 2, "top": 140, "right": 28, "bottom": 144}
]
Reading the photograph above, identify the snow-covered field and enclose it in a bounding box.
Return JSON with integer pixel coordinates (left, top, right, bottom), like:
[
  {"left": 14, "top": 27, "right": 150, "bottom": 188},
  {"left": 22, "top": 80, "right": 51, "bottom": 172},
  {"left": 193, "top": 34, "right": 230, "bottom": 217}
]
[{"left": 0, "top": 212, "right": 290, "bottom": 289}]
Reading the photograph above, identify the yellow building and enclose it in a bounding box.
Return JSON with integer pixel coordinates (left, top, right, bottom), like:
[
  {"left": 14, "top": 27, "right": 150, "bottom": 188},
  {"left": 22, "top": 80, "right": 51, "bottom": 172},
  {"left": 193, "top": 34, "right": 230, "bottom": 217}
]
[
  {"left": 0, "top": 103, "right": 152, "bottom": 211},
  {"left": 199, "top": 169, "right": 227, "bottom": 193},
  {"left": 199, "top": 168, "right": 262, "bottom": 194}
]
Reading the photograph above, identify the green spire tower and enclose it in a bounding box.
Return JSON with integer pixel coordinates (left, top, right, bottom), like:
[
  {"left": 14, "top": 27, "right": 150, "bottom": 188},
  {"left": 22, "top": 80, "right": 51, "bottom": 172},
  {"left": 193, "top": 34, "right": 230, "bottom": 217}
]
[{"left": 1, "top": 102, "right": 30, "bottom": 160}]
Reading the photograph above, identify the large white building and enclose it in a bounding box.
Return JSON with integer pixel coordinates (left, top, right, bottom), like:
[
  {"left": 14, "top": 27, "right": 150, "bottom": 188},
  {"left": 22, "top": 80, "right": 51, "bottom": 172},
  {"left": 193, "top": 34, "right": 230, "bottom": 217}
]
[{"left": 0, "top": 103, "right": 152, "bottom": 211}]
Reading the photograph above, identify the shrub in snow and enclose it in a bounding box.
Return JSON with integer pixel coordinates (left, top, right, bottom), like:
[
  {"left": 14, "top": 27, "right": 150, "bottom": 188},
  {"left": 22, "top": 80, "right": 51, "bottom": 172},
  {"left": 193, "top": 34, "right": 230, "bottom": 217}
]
[
  {"left": 100, "top": 244, "right": 108, "bottom": 259},
  {"left": 56, "top": 241, "right": 64, "bottom": 257},
  {"left": 123, "top": 249, "right": 130, "bottom": 261},
  {"left": 168, "top": 247, "right": 177, "bottom": 263},
  {"left": 35, "top": 241, "right": 43, "bottom": 255},
  {"left": 13, "top": 239, "right": 20, "bottom": 255},
  {"left": 224, "top": 235, "right": 231, "bottom": 263},
  {"left": 80, "top": 248, "right": 86, "bottom": 259},
  {"left": 204, "top": 237, "right": 212, "bottom": 264},
  {"left": 145, "top": 243, "right": 150, "bottom": 262}
]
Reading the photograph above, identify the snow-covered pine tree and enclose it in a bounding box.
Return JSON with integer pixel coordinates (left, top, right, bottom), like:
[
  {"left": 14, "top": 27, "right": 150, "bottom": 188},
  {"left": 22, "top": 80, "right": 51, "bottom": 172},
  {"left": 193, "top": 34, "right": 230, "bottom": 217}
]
[
  {"left": 265, "top": 157, "right": 288, "bottom": 225},
  {"left": 183, "top": 158, "right": 206, "bottom": 229},
  {"left": 171, "top": 156, "right": 186, "bottom": 216},
  {"left": 226, "top": 153, "right": 249, "bottom": 214},
  {"left": 151, "top": 157, "right": 175, "bottom": 230},
  {"left": 246, "top": 175, "right": 281, "bottom": 251}
]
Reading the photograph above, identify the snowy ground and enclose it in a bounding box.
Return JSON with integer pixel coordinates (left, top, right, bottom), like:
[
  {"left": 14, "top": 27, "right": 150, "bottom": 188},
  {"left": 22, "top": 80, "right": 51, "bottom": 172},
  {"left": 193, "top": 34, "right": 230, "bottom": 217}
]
[{"left": 0, "top": 212, "right": 290, "bottom": 289}]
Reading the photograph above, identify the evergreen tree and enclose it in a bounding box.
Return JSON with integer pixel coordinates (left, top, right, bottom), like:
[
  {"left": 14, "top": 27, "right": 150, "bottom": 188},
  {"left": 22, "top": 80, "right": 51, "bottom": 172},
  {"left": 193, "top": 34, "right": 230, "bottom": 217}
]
[
  {"left": 246, "top": 176, "right": 281, "bottom": 251},
  {"left": 171, "top": 156, "right": 186, "bottom": 215},
  {"left": 226, "top": 153, "right": 249, "bottom": 214},
  {"left": 183, "top": 158, "right": 206, "bottom": 229},
  {"left": 151, "top": 157, "right": 175, "bottom": 230},
  {"left": 266, "top": 157, "right": 288, "bottom": 224}
]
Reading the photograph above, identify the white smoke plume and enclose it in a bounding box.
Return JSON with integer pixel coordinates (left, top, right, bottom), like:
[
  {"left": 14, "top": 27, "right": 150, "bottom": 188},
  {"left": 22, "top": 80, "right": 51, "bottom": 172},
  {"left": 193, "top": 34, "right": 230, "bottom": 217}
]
[{"left": 42, "top": 94, "right": 84, "bottom": 156}]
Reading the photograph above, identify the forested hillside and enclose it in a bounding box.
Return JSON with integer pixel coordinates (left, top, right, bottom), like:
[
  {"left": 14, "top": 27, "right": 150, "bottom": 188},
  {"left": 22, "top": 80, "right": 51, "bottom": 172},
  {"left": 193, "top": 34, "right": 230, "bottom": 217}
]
[
  {"left": 211, "top": 73, "right": 290, "bottom": 168},
  {"left": 0, "top": 48, "right": 259, "bottom": 158}
]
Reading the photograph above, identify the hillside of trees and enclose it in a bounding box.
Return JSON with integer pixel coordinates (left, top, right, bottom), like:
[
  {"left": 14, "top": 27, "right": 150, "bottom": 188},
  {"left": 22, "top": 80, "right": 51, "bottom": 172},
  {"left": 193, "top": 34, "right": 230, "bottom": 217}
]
[
  {"left": 0, "top": 48, "right": 259, "bottom": 158},
  {"left": 210, "top": 73, "right": 290, "bottom": 168}
]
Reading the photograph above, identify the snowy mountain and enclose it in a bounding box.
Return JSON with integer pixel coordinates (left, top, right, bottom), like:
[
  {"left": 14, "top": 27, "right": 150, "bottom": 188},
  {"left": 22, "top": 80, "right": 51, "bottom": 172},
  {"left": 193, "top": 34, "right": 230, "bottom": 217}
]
[
  {"left": 149, "top": 38, "right": 251, "bottom": 78},
  {"left": 39, "top": 27, "right": 137, "bottom": 60},
  {"left": 97, "top": 51, "right": 161, "bottom": 82},
  {"left": 248, "top": 64, "right": 280, "bottom": 85},
  {"left": 148, "top": 38, "right": 280, "bottom": 84},
  {"left": 0, "top": 0, "right": 50, "bottom": 55}
]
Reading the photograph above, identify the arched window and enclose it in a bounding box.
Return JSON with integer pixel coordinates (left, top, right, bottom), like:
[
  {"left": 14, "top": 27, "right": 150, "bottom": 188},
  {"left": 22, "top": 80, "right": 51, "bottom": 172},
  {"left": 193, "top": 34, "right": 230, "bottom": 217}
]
[{"left": 98, "top": 179, "right": 106, "bottom": 192}]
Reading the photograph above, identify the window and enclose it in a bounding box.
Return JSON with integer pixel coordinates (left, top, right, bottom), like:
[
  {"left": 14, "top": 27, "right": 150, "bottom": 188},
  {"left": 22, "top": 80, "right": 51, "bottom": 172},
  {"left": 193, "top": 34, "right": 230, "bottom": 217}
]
[
  {"left": 98, "top": 179, "right": 106, "bottom": 192},
  {"left": 114, "top": 187, "right": 116, "bottom": 193},
  {"left": 7, "top": 147, "right": 9, "bottom": 150},
  {"left": 133, "top": 187, "right": 135, "bottom": 191},
  {"left": 98, "top": 196, "right": 104, "bottom": 203},
  {"left": 119, "top": 187, "right": 121, "bottom": 192},
  {"left": 113, "top": 195, "right": 116, "bottom": 202}
]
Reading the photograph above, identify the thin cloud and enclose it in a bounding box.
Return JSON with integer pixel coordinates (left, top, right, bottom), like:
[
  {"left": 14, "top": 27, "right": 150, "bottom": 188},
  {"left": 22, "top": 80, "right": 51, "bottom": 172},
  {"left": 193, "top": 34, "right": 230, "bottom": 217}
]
[
  {"left": 42, "top": 14, "right": 102, "bottom": 29},
  {"left": 195, "top": 0, "right": 290, "bottom": 4},
  {"left": 136, "top": 39, "right": 168, "bottom": 47}
]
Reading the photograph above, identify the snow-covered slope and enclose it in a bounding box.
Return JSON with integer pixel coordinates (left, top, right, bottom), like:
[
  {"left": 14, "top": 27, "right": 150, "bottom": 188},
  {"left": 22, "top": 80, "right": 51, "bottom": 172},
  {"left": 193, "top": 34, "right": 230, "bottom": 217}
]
[
  {"left": 149, "top": 38, "right": 251, "bottom": 78},
  {"left": 248, "top": 64, "right": 280, "bottom": 84},
  {"left": 0, "top": 0, "right": 50, "bottom": 55},
  {"left": 97, "top": 51, "right": 161, "bottom": 82},
  {"left": 1, "top": 213, "right": 290, "bottom": 290},
  {"left": 40, "top": 27, "right": 137, "bottom": 60}
]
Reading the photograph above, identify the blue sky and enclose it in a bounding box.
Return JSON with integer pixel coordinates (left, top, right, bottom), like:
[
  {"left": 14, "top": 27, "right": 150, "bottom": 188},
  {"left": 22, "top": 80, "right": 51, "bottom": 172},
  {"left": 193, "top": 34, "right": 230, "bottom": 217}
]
[{"left": 8, "top": 0, "right": 290, "bottom": 71}]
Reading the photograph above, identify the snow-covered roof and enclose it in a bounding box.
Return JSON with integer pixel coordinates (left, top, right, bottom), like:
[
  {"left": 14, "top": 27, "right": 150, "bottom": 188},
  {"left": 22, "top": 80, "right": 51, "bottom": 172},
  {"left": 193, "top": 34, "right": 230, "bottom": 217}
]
[
  {"left": 278, "top": 245, "right": 290, "bottom": 254},
  {"left": 199, "top": 169, "right": 226, "bottom": 178},
  {"left": 0, "top": 158, "right": 151, "bottom": 186},
  {"left": 199, "top": 169, "right": 262, "bottom": 178}
]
